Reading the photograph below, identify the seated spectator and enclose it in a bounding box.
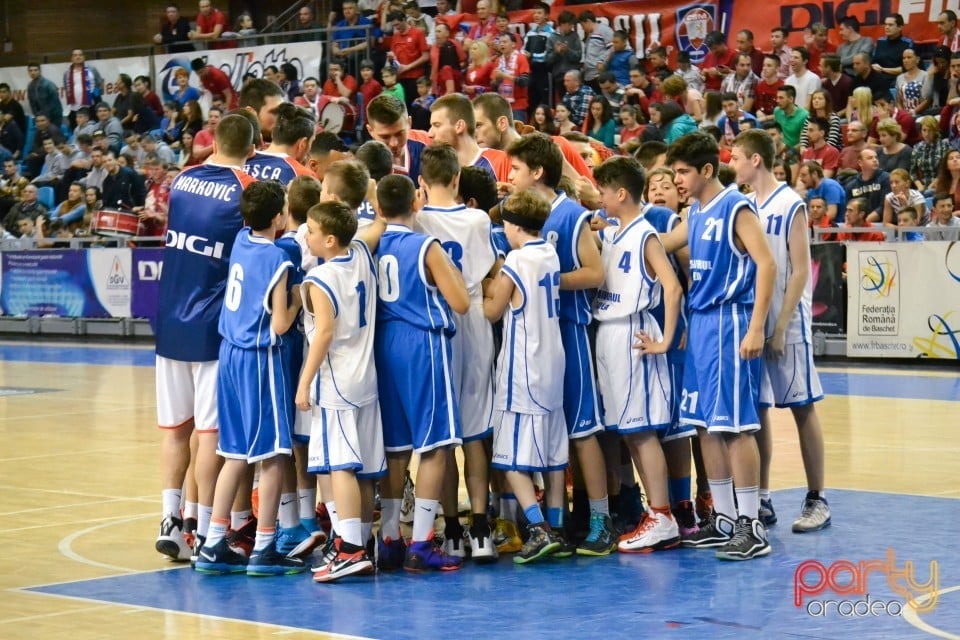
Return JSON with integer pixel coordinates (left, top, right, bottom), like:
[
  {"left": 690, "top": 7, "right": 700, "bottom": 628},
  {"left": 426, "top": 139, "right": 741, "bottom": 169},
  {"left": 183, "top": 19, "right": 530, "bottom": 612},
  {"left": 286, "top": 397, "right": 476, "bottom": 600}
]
[
  {"left": 662, "top": 74, "right": 703, "bottom": 122},
  {"left": 717, "top": 92, "right": 757, "bottom": 148},
  {"left": 804, "top": 22, "right": 836, "bottom": 73},
  {"left": 875, "top": 118, "right": 912, "bottom": 173},
  {"left": 463, "top": 41, "right": 495, "bottom": 98},
  {"left": 675, "top": 50, "right": 703, "bottom": 94},
  {"left": 846, "top": 148, "right": 891, "bottom": 222},
  {"left": 870, "top": 93, "right": 919, "bottom": 145},
  {"left": 763, "top": 121, "right": 801, "bottom": 182},
  {"left": 0, "top": 82, "right": 26, "bottom": 136},
  {"left": 154, "top": 4, "right": 194, "bottom": 53},
  {"left": 531, "top": 105, "right": 557, "bottom": 135},
  {"left": 800, "top": 116, "right": 840, "bottom": 177},
  {"left": 380, "top": 66, "right": 405, "bottom": 104},
  {"left": 773, "top": 85, "right": 808, "bottom": 150},
  {"left": 120, "top": 130, "right": 147, "bottom": 171},
  {"left": 597, "top": 73, "right": 627, "bottom": 124},
  {"left": 31, "top": 137, "right": 67, "bottom": 189},
  {"left": 0, "top": 158, "right": 28, "bottom": 218},
  {"left": 430, "top": 22, "right": 465, "bottom": 97},
  {"left": 57, "top": 137, "right": 91, "bottom": 200},
  {"left": 911, "top": 116, "right": 949, "bottom": 193},
  {"left": 410, "top": 77, "right": 434, "bottom": 130},
  {"left": 657, "top": 100, "right": 698, "bottom": 144},
  {"left": 838, "top": 197, "right": 887, "bottom": 241},
  {"left": 647, "top": 46, "right": 673, "bottom": 77},
  {"left": 872, "top": 15, "right": 913, "bottom": 92},
  {"left": 561, "top": 70, "right": 595, "bottom": 128},
  {"left": 897, "top": 49, "right": 927, "bottom": 117},
  {"left": 847, "top": 86, "right": 874, "bottom": 126},
  {"left": 172, "top": 67, "right": 201, "bottom": 106},
  {"left": 799, "top": 90, "right": 842, "bottom": 152},
  {"left": 635, "top": 141, "right": 668, "bottom": 171},
  {"left": 700, "top": 90, "right": 723, "bottom": 128},
  {"left": 819, "top": 53, "right": 852, "bottom": 119},
  {"left": 755, "top": 54, "right": 785, "bottom": 120},
  {"left": 49, "top": 181, "right": 87, "bottom": 227},
  {"left": 158, "top": 101, "right": 184, "bottom": 147},
  {"left": 928, "top": 192, "right": 960, "bottom": 238},
  {"left": 322, "top": 61, "right": 358, "bottom": 105},
  {"left": 278, "top": 63, "right": 302, "bottom": 101},
  {"left": 235, "top": 12, "right": 257, "bottom": 37},
  {"left": 720, "top": 53, "right": 759, "bottom": 114},
  {"left": 22, "top": 114, "right": 65, "bottom": 179},
  {"left": 81, "top": 148, "right": 107, "bottom": 191},
  {"left": 772, "top": 158, "right": 792, "bottom": 182},
  {"left": 191, "top": 107, "right": 220, "bottom": 163},
  {"left": 94, "top": 102, "right": 123, "bottom": 154},
  {"left": 554, "top": 103, "right": 576, "bottom": 135},
  {"left": 0, "top": 117, "right": 22, "bottom": 162},
  {"left": 601, "top": 30, "right": 637, "bottom": 88},
  {"left": 72, "top": 106, "right": 99, "bottom": 142},
  {"left": 113, "top": 74, "right": 137, "bottom": 129},
  {"left": 84, "top": 185, "right": 102, "bottom": 217},
  {"left": 358, "top": 61, "right": 383, "bottom": 110},
  {"left": 799, "top": 160, "right": 846, "bottom": 222},
  {"left": 101, "top": 151, "right": 146, "bottom": 210},
  {"left": 623, "top": 67, "right": 654, "bottom": 120},
  {"left": 582, "top": 96, "right": 615, "bottom": 149},
  {"left": 138, "top": 160, "right": 176, "bottom": 238},
  {"left": 882, "top": 168, "right": 927, "bottom": 225},
  {"left": 837, "top": 17, "right": 874, "bottom": 77},
  {"left": 933, "top": 148, "right": 960, "bottom": 208},
  {"left": 808, "top": 196, "right": 837, "bottom": 240},
  {"left": 618, "top": 105, "right": 644, "bottom": 151},
  {"left": 181, "top": 100, "right": 204, "bottom": 137},
  {"left": 838, "top": 120, "right": 869, "bottom": 174},
  {"left": 2, "top": 183, "right": 47, "bottom": 236},
  {"left": 142, "top": 134, "right": 176, "bottom": 166},
  {"left": 897, "top": 205, "right": 925, "bottom": 240},
  {"left": 700, "top": 31, "right": 736, "bottom": 93}
]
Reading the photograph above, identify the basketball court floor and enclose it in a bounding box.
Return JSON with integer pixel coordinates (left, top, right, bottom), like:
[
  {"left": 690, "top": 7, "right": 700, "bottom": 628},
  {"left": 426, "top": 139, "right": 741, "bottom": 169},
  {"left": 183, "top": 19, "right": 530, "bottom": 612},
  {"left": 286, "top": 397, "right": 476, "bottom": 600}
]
[{"left": 0, "top": 341, "right": 957, "bottom": 639}]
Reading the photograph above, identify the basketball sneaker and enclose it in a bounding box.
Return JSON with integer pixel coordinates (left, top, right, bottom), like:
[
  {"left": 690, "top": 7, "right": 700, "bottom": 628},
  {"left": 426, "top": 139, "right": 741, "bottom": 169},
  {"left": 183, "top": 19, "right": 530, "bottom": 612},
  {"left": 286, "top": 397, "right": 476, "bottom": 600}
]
[
  {"left": 513, "top": 523, "right": 560, "bottom": 565},
  {"left": 759, "top": 498, "right": 778, "bottom": 526},
  {"left": 672, "top": 500, "right": 699, "bottom": 537},
  {"left": 403, "top": 534, "right": 463, "bottom": 572},
  {"left": 156, "top": 514, "right": 191, "bottom": 561},
  {"left": 247, "top": 541, "right": 307, "bottom": 576},
  {"left": 311, "top": 535, "right": 340, "bottom": 573},
  {"left": 715, "top": 516, "right": 771, "bottom": 561},
  {"left": 681, "top": 512, "right": 736, "bottom": 548},
  {"left": 443, "top": 531, "right": 468, "bottom": 559},
  {"left": 695, "top": 492, "right": 713, "bottom": 525},
  {"left": 313, "top": 539, "right": 374, "bottom": 583},
  {"left": 492, "top": 518, "right": 522, "bottom": 554},
  {"left": 190, "top": 534, "right": 205, "bottom": 569},
  {"left": 576, "top": 513, "right": 618, "bottom": 556},
  {"left": 194, "top": 538, "right": 248, "bottom": 574},
  {"left": 399, "top": 474, "right": 415, "bottom": 524},
  {"left": 182, "top": 517, "right": 197, "bottom": 549},
  {"left": 468, "top": 523, "right": 499, "bottom": 564},
  {"left": 376, "top": 535, "right": 407, "bottom": 571},
  {"left": 552, "top": 529, "right": 576, "bottom": 559},
  {"left": 226, "top": 516, "right": 257, "bottom": 557},
  {"left": 792, "top": 492, "right": 831, "bottom": 533},
  {"left": 618, "top": 511, "right": 680, "bottom": 553},
  {"left": 278, "top": 524, "right": 323, "bottom": 557}
]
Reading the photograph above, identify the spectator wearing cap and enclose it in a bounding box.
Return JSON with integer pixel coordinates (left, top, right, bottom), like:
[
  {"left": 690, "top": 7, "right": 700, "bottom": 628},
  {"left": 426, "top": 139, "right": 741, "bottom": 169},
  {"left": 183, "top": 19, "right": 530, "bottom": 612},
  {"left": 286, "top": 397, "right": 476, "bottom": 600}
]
[
  {"left": 837, "top": 16, "right": 875, "bottom": 77},
  {"left": 62, "top": 50, "right": 103, "bottom": 129},
  {"left": 26, "top": 63, "right": 63, "bottom": 128},
  {"left": 154, "top": 4, "right": 194, "bottom": 53},
  {"left": 190, "top": 58, "right": 237, "bottom": 109},
  {"left": 580, "top": 11, "right": 614, "bottom": 92},
  {"left": 189, "top": 0, "right": 231, "bottom": 50},
  {"left": 701, "top": 31, "right": 736, "bottom": 92}
]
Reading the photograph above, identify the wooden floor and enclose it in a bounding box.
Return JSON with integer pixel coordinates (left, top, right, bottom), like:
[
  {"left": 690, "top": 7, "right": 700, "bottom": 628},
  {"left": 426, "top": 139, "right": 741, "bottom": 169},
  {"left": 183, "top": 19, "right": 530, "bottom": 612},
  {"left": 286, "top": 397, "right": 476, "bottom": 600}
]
[{"left": 0, "top": 342, "right": 958, "bottom": 639}]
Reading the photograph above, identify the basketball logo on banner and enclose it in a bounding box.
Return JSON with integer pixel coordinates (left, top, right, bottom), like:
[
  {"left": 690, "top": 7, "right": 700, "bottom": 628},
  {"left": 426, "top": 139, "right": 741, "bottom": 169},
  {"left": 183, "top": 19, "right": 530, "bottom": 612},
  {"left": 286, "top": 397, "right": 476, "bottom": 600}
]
[{"left": 675, "top": 3, "right": 714, "bottom": 65}]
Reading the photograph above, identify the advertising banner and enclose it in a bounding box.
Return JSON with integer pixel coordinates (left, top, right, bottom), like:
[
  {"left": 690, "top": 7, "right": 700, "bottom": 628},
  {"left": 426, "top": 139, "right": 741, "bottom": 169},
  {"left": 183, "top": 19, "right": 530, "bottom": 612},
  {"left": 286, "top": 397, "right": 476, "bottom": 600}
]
[
  {"left": 131, "top": 248, "right": 163, "bottom": 326},
  {"left": 0, "top": 249, "right": 131, "bottom": 318},
  {"left": 846, "top": 241, "right": 960, "bottom": 359},
  {"left": 811, "top": 242, "right": 846, "bottom": 335}
]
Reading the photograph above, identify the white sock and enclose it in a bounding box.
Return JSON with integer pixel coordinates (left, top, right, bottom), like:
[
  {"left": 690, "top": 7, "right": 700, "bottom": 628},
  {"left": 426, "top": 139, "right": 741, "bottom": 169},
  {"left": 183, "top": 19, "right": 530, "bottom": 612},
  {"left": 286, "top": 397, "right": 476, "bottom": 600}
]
[
  {"left": 339, "top": 517, "right": 363, "bottom": 547},
  {"left": 161, "top": 489, "right": 181, "bottom": 517},
  {"left": 380, "top": 498, "right": 402, "bottom": 540},
  {"left": 708, "top": 478, "right": 736, "bottom": 520},
  {"left": 736, "top": 486, "right": 760, "bottom": 521},
  {"left": 279, "top": 493, "right": 299, "bottom": 528},
  {"left": 325, "top": 501, "right": 340, "bottom": 535},
  {"left": 231, "top": 509, "right": 252, "bottom": 530},
  {"left": 589, "top": 497, "right": 610, "bottom": 516},
  {"left": 759, "top": 488, "right": 771, "bottom": 501},
  {"left": 412, "top": 498, "right": 439, "bottom": 542},
  {"left": 500, "top": 494, "right": 518, "bottom": 522},
  {"left": 254, "top": 527, "right": 274, "bottom": 552},
  {"left": 205, "top": 518, "right": 228, "bottom": 547},
  {"left": 298, "top": 488, "right": 317, "bottom": 521},
  {"left": 183, "top": 501, "right": 198, "bottom": 520},
  {"left": 198, "top": 505, "right": 213, "bottom": 537},
  {"left": 361, "top": 521, "right": 373, "bottom": 545}
]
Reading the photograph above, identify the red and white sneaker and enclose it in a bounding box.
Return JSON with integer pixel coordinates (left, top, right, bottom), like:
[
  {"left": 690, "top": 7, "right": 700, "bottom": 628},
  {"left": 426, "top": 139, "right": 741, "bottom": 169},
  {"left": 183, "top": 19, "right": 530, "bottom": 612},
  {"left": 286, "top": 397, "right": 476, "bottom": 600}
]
[{"left": 618, "top": 511, "right": 680, "bottom": 553}]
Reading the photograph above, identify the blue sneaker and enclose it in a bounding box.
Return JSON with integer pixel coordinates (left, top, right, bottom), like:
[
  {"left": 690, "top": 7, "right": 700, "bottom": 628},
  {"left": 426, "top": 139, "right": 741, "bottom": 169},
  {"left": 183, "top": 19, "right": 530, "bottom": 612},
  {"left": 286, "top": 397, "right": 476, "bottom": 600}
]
[
  {"left": 377, "top": 536, "right": 407, "bottom": 571},
  {"left": 278, "top": 524, "right": 325, "bottom": 558},
  {"left": 247, "top": 541, "right": 306, "bottom": 576},
  {"left": 194, "top": 538, "right": 248, "bottom": 574},
  {"left": 300, "top": 517, "right": 322, "bottom": 535},
  {"left": 576, "top": 513, "right": 617, "bottom": 556},
  {"left": 403, "top": 534, "right": 462, "bottom": 572}
]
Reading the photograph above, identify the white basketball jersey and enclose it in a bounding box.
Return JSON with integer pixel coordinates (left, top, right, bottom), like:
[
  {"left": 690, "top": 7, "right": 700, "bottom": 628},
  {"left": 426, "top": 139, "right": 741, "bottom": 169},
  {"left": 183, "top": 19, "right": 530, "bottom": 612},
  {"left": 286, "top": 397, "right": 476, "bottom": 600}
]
[
  {"left": 295, "top": 222, "right": 318, "bottom": 273},
  {"left": 495, "top": 240, "right": 565, "bottom": 415},
  {"left": 594, "top": 216, "right": 663, "bottom": 322},
  {"left": 416, "top": 204, "right": 497, "bottom": 299},
  {"left": 750, "top": 183, "right": 812, "bottom": 344},
  {"left": 302, "top": 240, "right": 378, "bottom": 409}
]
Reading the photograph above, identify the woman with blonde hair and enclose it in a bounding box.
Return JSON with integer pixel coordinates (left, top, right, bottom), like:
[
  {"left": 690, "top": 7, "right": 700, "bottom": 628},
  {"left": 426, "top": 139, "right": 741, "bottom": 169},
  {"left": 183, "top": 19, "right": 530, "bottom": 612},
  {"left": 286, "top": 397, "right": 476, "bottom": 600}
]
[
  {"left": 847, "top": 86, "right": 874, "bottom": 124},
  {"left": 463, "top": 40, "right": 495, "bottom": 98},
  {"left": 661, "top": 74, "right": 703, "bottom": 122},
  {"left": 910, "top": 116, "right": 949, "bottom": 192},
  {"left": 876, "top": 117, "right": 912, "bottom": 172}
]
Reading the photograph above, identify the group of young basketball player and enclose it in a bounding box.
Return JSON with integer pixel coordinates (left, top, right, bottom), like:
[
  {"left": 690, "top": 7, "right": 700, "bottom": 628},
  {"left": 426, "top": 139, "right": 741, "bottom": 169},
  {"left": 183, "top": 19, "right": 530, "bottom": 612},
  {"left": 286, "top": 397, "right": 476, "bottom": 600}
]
[{"left": 152, "top": 80, "right": 831, "bottom": 584}]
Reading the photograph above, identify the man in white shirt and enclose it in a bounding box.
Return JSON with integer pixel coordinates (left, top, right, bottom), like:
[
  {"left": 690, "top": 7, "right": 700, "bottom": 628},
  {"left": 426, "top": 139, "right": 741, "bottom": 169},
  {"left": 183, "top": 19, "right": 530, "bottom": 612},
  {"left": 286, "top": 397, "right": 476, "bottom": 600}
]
[{"left": 786, "top": 46, "right": 822, "bottom": 111}]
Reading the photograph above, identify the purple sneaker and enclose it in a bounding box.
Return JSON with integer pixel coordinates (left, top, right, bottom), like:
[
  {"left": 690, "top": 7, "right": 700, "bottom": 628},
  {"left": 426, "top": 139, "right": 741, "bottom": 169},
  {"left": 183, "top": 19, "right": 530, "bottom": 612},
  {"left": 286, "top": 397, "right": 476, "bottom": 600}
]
[
  {"left": 377, "top": 536, "right": 407, "bottom": 571},
  {"left": 673, "top": 500, "right": 700, "bottom": 537},
  {"left": 403, "top": 534, "right": 463, "bottom": 572}
]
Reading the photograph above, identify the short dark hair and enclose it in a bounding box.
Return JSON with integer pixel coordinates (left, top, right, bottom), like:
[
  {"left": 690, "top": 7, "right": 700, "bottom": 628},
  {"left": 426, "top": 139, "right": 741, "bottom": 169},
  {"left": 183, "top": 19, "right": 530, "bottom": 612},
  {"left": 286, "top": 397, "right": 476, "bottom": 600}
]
[
  {"left": 807, "top": 115, "right": 830, "bottom": 132},
  {"left": 777, "top": 85, "right": 797, "bottom": 101},
  {"left": 771, "top": 26, "right": 787, "bottom": 38},
  {"left": 280, "top": 62, "right": 298, "bottom": 82},
  {"left": 307, "top": 200, "right": 357, "bottom": 247},
  {"left": 635, "top": 140, "right": 667, "bottom": 169},
  {"left": 533, "top": 1, "right": 550, "bottom": 12},
  {"left": 578, "top": 10, "right": 596, "bottom": 23},
  {"left": 458, "top": 165, "right": 498, "bottom": 212},
  {"left": 822, "top": 54, "right": 841, "bottom": 72},
  {"left": 190, "top": 58, "right": 206, "bottom": 72},
  {"left": 705, "top": 31, "right": 726, "bottom": 48},
  {"left": 506, "top": 133, "right": 562, "bottom": 189},
  {"left": 933, "top": 192, "right": 955, "bottom": 208},
  {"left": 665, "top": 130, "right": 720, "bottom": 174},
  {"left": 134, "top": 75, "right": 152, "bottom": 88},
  {"left": 324, "top": 160, "right": 370, "bottom": 210},
  {"left": 76, "top": 134, "right": 93, "bottom": 146},
  {"left": 271, "top": 103, "right": 316, "bottom": 146},
  {"left": 794, "top": 46, "right": 810, "bottom": 63},
  {"left": 840, "top": 16, "right": 860, "bottom": 31},
  {"left": 287, "top": 174, "right": 322, "bottom": 224},
  {"left": 593, "top": 156, "right": 646, "bottom": 204},
  {"left": 420, "top": 144, "right": 460, "bottom": 188},
  {"left": 214, "top": 114, "right": 255, "bottom": 158},
  {"left": 240, "top": 180, "right": 286, "bottom": 231},
  {"left": 761, "top": 120, "right": 783, "bottom": 133},
  {"left": 474, "top": 93, "right": 513, "bottom": 127},
  {"left": 366, "top": 94, "right": 407, "bottom": 126},
  {"left": 720, "top": 91, "right": 739, "bottom": 104},
  {"left": 432, "top": 93, "right": 476, "bottom": 136},
  {"left": 598, "top": 71, "right": 617, "bottom": 85},
  {"left": 239, "top": 79, "right": 284, "bottom": 113},
  {"left": 355, "top": 141, "right": 393, "bottom": 181},
  {"left": 733, "top": 128, "right": 776, "bottom": 171},
  {"left": 557, "top": 10, "right": 576, "bottom": 25},
  {"left": 377, "top": 174, "right": 416, "bottom": 218},
  {"left": 228, "top": 107, "right": 262, "bottom": 146},
  {"left": 310, "top": 131, "right": 343, "bottom": 157},
  {"left": 763, "top": 53, "right": 781, "bottom": 67}
]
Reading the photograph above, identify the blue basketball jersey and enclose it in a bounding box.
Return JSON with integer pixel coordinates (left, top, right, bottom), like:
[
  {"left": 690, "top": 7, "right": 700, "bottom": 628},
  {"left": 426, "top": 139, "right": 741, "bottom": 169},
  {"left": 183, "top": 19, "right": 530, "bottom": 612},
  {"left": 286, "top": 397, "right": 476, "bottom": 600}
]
[
  {"left": 376, "top": 224, "right": 456, "bottom": 334},
  {"left": 643, "top": 203, "right": 687, "bottom": 356},
  {"left": 686, "top": 185, "right": 758, "bottom": 312},
  {"left": 218, "top": 230, "right": 293, "bottom": 349},
  {"left": 156, "top": 163, "right": 255, "bottom": 362},
  {"left": 542, "top": 192, "right": 593, "bottom": 325},
  {"left": 243, "top": 150, "right": 313, "bottom": 185},
  {"left": 491, "top": 223, "right": 510, "bottom": 258},
  {"left": 357, "top": 199, "right": 376, "bottom": 230},
  {"left": 275, "top": 231, "right": 304, "bottom": 288}
]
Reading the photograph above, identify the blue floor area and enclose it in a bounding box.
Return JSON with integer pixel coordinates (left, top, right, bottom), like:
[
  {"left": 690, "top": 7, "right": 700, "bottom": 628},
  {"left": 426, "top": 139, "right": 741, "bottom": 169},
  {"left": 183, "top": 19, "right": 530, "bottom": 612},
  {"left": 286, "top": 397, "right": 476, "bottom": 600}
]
[
  {"left": 0, "top": 343, "right": 155, "bottom": 367},
  {"left": 26, "top": 489, "right": 960, "bottom": 639}
]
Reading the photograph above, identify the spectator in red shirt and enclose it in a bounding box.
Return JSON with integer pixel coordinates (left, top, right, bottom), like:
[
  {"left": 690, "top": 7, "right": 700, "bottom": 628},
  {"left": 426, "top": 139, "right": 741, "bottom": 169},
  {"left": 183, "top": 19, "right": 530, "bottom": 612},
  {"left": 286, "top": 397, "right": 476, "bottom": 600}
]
[
  {"left": 808, "top": 196, "right": 837, "bottom": 240},
  {"left": 800, "top": 116, "right": 840, "bottom": 176},
  {"left": 387, "top": 11, "right": 429, "bottom": 108},
  {"left": 839, "top": 197, "right": 887, "bottom": 241},
  {"left": 463, "top": 41, "right": 496, "bottom": 99},
  {"left": 134, "top": 75, "right": 163, "bottom": 118},
  {"left": 358, "top": 60, "right": 383, "bottom": 112},
  {"left": 190, "top": 58, "right": 237, "bottom": 110},
  {"left": 322, "top": 60, "right": 358, "bottom": 104},
  {"left": 463, "top": 0, "right": 496, "bottom": 50},
  {"left": 189, "top": 106, "right": 220, "bottom": 163},
  {"left": 701, "top": 31, "right": 736, "bottom": 92},
  {"left": 189, "top": 0, "right": 231, "bottom": 50},
  {"left": 736, "top": 29, "right": 766, "bottom": 77},
  {"left": 805, "top": 22, "right": 837, "bottom": 75},
  {"left": 430, "top": 23, "right": 465, "bottom": 97},
  {"left": 755, "top": 54, "right": 785, "bottom": 120},
  {"left": 493, "top": 33, "right": 530, "bottom": 122}
]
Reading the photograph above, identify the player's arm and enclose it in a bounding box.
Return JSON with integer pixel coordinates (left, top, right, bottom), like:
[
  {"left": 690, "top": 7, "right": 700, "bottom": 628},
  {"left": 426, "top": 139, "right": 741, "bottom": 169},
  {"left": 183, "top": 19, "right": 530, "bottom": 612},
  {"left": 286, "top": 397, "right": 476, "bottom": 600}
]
[
  {"left": 659, "top": 218, "right": 689, "bottom": 254},
  {"left": 483, "top": 269, "right": 515, "bottom": 322},
  {"left": 767, "top": 209, "right": 809, "bottom": 360},
  {"left": 295, "top": 283, "right": 334, "bottom": 411},
  {"left": 636, "top": 234, "right": 681, "bottom": 355},
  {"left": 270, "top": 269, "right": 302, "bottom": 336},
  {"left": 559, "top": 219, "right": 604, "bottom": 290},
  {"left": 734, "top": 207, "right": 776, "bottom": 360},
  {"left": 425, "top": 241, "right": 470, "bottom": 314}
]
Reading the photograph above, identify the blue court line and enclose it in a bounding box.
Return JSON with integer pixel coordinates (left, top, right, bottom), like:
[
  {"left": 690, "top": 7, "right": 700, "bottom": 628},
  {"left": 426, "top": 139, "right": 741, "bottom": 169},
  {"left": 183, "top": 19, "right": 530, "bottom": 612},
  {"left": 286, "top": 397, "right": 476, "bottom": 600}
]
[{"left": 24, "top": 489, "right": 960, "bottom": 640}]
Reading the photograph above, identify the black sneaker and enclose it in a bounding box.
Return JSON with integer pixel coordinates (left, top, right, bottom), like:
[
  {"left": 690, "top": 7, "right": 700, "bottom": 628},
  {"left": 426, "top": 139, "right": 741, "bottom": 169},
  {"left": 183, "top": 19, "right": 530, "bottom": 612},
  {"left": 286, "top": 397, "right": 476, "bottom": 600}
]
[
  {"left": 716, "top": 516, "right": 771, "bottom": 561},
  {"left": 190, "top": 534, "right": 206, "bottom": 569},
  {"left": 576, "top": 513, "right": 617, "bottom": 556},
  {"left": 194, "top": 538, "right": 248, "bottom": 574},
  {"left": 155, "top": 514, "right": 191, "bottom": 561},
  {"left": 759, "top": 498, "right": 778, "bottom": 526},
  {"left": 513, "top": 524, "right": 560, "bottom": 565},
  {"left": 553, "top": 529, "right": 576, "bottom": 559},
  {"left": 247, "top": 541, "right": 307, "bottom": 576},
  {"left": 680, "top": 512, "right": 736, "bottom": 548}
]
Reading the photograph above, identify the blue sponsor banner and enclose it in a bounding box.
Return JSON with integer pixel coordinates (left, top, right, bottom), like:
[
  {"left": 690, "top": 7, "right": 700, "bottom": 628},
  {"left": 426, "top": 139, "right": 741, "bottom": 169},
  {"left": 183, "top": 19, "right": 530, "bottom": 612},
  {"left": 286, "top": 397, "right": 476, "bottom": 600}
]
[{"left": 131, "top": 248, "right": 163, "bottom": 327}]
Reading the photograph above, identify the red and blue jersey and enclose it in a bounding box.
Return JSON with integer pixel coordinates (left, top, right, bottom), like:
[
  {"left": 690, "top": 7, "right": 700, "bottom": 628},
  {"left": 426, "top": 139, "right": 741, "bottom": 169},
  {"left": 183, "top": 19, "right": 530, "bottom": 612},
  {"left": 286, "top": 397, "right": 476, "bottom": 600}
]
[
  {"left": 470, "top": 147, "right": 511, "bottom": 183},
  {"left": 243, "top": 150, "right": 314, "bottom": 185},
  {"left": 393, "top": 130, "right": 432, "bottom": 185}
]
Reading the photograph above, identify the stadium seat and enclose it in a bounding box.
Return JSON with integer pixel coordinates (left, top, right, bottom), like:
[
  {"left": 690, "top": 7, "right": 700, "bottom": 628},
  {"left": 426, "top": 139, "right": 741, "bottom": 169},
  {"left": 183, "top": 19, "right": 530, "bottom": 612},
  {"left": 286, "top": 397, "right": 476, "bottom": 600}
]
[{"left": 37, "top": 186, "right": 55, "bottom": 210}]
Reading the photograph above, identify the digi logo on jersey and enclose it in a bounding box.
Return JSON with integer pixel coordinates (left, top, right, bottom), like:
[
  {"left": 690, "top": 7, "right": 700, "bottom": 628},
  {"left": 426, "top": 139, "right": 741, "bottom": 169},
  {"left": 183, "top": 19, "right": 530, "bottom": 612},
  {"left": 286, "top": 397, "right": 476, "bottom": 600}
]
[{"left": 166, "top": 230, "right": 225, "bottom": 260}]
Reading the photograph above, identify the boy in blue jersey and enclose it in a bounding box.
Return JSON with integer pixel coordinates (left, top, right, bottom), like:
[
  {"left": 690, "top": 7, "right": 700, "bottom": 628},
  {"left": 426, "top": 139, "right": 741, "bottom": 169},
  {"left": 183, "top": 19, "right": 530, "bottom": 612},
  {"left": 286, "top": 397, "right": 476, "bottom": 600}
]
[
  {"left": 296, "top": 200, "right": 387, "bottom": 582},
  {"left": 592, "top": 157, "right": 691, "bottom": 554},
  {"left": 483, "top": 190, "right": 568, "bottom": 564},
  {"left": 730, "top": 129, "right": 829, "bottom": 534},
  {"left": 373, "top": 174, "right": 472, "bottom": 572},
  {"left": 155, "top": 114, "right": 256, "bottom": 563},
  {"left": 661, "top": 131, "right": 777, "bottom": 561},
  {"left": 195, "top": 181, "right": 305, "bottom": 576},
  {"left": 505, "top": 133, "right": 614, "bottom": 556}
]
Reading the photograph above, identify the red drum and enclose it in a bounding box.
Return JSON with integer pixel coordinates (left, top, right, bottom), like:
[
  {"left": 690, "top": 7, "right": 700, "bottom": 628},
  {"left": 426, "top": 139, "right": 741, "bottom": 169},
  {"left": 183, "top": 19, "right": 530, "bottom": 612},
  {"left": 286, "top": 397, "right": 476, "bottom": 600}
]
[
  {"left": 90, "top": 209, "right": 142, "bottom": 237},
  {"left": 319, "top": 101, "right": 358, "bottom": 134}
]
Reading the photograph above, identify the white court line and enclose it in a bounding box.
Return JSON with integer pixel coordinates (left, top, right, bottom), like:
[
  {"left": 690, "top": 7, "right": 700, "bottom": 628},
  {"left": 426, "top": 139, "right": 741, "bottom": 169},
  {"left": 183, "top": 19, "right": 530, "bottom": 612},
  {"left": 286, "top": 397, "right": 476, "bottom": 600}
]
[
  {"left": 0, "top": 444, "right": 147, "bottom": 463},
  {"left": 0, "top": 497, "right": 135, "bottom": 517},
  {"left": 58, "top": 514, "right": 158, "bottom": 573},
  {"left": 0, "top": 512, "right": 155, "bottom": 534},
  {"left": 0, "top": 407, "right": 144, "bottom": 422},
  {"left": 0, "top": 484, "right": 156, "bottom": 502},
  {"left": 818, "top": 366, "right": 960, "bottom": 379},
  {"left": 0, "top": 603, "right": 119, "bottom": 626},
  {"left": 901, "top": 584, "right": 960, "bottom": 640}
]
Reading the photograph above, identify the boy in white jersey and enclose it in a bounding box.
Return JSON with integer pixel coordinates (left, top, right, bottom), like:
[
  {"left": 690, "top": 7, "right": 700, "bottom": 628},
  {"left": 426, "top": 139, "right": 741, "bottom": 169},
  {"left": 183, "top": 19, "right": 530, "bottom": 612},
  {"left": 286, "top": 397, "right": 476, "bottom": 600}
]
[
  {"left": 592, "top": 156, "right": 691, "bottom": 553},
  {"left": 729, "top": 129, "right": 830, "bottom": 533},
  {"left": 296, "top": 200, "right": 387, "bottom": 582},
  {"left": 415, "top": 144, "right": 500, "bottom": 562},
  {"left": 483, "top": 190, "right": 568, "bottom": 564}
]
